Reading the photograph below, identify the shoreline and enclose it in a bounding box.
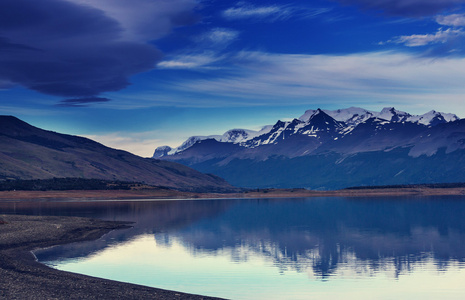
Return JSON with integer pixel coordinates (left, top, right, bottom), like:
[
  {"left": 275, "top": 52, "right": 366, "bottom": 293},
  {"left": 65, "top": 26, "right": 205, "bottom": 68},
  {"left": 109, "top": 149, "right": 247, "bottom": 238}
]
[
  {"left": 0, "top": 186, "right": 464, "bottom": 201},
  {"left": 0, "top": 214, "right": 224, "bottom": 300},
  {"left": 1, "top": 190, "right": 464, "bottom": 299}
]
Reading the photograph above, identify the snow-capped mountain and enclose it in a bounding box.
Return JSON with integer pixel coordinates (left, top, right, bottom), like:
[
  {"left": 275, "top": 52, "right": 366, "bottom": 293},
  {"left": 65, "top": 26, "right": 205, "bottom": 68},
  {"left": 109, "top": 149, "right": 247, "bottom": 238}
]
[
  {"left": 156, "top": 126, "right": 273, "bottom": 157},
  {"left": 241, "top": 109, "right": 346, "bottom": 149},
  {"left": 299, "top": 107, "right": 376, "bottom": 125},
  {"left": 153, "top": 107, "right": 464, "bottom": 190},
  {"left": 154, "top": 107, "right": 458, "bottom": 157},
  {"left": 299, "top": 107, "right": 458, "bottom": 127}
]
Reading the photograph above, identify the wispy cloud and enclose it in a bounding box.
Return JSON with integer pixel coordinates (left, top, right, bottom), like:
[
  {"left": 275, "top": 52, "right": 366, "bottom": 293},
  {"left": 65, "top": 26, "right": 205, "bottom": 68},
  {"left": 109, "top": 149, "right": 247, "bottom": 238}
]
[
  {"left": 436, "top": 14, "right": 465, "bottom": 27},
  {"left": 157, "top": 52, "right": 225, "bottom": 69},
  {"left": 194, "top": 28, "right": 239, "bottom": 47},
  {"left": 387, "top": 28, "right": 464, "bottom": 47},
  {"left": 161, "top": 51, "right": 465, "bottom": 112},
  {"left": 336, "top": 0, "right": 465, "bottom": 17},
  {"left": 223, "top": 4, "right": 289, "bottom": 20},
  {"left": 157, "top": 28, "right": 238, "bottom": 69},
  {"left": 222, "top": 2, "right": 330, "bottom": 22},
  {"left": 83, "top": 132, "right": 163, "bottom": 157},
  {"left": 381, "top": 12, "right": 465, "bottom": 52},
  {"left": 58, "top": 97, "right": 111, "bottom": 107}
]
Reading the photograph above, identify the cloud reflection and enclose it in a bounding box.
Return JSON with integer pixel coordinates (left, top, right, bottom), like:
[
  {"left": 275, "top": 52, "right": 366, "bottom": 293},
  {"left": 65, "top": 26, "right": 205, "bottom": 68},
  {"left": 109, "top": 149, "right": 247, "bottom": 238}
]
[{"left": 30, "top": 197, "right": 465, "bottom": 279}]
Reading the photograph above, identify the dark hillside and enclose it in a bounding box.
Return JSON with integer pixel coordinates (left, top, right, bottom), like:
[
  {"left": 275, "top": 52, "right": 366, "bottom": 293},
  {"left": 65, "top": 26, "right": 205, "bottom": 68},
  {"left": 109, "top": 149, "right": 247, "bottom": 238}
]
[{"left": 0, "top": 116, "right": 236, "bottom": 192}]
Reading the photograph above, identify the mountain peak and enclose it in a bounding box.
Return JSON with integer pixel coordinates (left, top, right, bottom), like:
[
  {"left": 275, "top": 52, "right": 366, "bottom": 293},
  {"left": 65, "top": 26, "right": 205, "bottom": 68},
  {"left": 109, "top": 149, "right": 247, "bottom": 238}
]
[
  {"left": 153, "top": 107, "right": 465, "bottom": 191},
  {"left": 377, "top": 107, "right": 411, "bottom": 122},
  {"left": 309, "top": 109, "right": 332, "bottom": 121},
  {"left": 158, "top": 106, "right": 460, "bottom": 155},
  {"left": 153, "top": 146, "right": 172, "bottom": 158},
  {"left": 380, "top": 107, "right": 395, "bottom": 112},
  {"left": 308, "top": 108, "right": 326, "bottom": 120}
]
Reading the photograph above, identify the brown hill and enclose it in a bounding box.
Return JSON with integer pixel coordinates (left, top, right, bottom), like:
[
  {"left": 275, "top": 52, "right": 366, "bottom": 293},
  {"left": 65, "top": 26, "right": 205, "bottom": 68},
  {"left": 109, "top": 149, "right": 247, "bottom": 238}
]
[{"left": 0, "top": 116, "right": 235, "bottom": 192}]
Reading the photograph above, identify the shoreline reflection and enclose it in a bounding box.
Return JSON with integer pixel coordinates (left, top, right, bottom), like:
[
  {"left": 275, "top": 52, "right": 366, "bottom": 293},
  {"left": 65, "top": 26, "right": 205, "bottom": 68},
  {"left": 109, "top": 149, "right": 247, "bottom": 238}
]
[{"left": 12, "top": 197, "right": 465, "bottom": 298}]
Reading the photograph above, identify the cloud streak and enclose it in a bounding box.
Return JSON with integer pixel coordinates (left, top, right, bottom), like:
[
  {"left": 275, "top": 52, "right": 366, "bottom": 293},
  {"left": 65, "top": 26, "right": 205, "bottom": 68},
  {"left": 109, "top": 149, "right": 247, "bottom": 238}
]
[
  {"left": 223, "top": 4, "right": 290, "bottom": 20},
  {"left": 436, "top": 14, "right": 465, "bottom": 26},
  {"left": 380, "top": 12, "right": 465, "bottom": 54},
  {"left": 336, "top": 0, "right": 465, "bottom": 17},
  {"left": 160, "top": 51, "right": 465, "bottom": 112},
  {"left": 0, "top": 0, "right": 199, "bottom": 101},
  {"left": 58, "top": 97, "right": 111, "bottom": 107},
  {"left": 157, "top": 53, "right": 225, "bottom": 69},
  {"left": 222, "top": 2, "right": 330, "bottom": 22},
  {"left": 388, "top": 28, "right": 464, "bottom": 46},
  {"left": 83, "top": 132, "right": 162, "bottom": 157},
  {"left": 194, "top": 28, "right": 240, "bottom": 48},
  {"left": 157, "top": 28, "right": 238, "bottom": 70}
]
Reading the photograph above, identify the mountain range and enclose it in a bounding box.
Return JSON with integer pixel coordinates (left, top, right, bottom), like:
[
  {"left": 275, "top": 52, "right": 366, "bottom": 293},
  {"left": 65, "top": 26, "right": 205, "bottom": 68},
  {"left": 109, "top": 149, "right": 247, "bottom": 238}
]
[
  {"left": 154, "top": 107, "right": 465, "bottom": 190},
  {"left": 0, "top": 116, "right": 235, "bottom": 192}
]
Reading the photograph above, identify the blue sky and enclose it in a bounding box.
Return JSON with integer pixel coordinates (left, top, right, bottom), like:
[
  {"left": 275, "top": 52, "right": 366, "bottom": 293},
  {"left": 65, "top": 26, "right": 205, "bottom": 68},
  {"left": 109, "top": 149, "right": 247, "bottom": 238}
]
[{"left": 2, "top": 0, "right": 465, "bottom": 156}]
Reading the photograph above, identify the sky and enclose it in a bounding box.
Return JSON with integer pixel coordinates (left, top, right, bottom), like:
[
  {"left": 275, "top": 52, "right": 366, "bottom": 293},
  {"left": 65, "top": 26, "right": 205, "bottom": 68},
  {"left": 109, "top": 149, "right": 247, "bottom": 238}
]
[{"left": 1, "top": 0, "right": 465, "bottom": 157}]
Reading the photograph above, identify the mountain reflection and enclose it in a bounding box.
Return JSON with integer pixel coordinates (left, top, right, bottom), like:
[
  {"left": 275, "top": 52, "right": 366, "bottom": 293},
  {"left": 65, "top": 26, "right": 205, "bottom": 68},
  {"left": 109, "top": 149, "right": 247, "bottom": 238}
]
[
  {"left": 26, "top": 197, "right": 465, "bottom": 279},
  {"left": 152, "top": 197, "right": 465, "bottom": 278}
]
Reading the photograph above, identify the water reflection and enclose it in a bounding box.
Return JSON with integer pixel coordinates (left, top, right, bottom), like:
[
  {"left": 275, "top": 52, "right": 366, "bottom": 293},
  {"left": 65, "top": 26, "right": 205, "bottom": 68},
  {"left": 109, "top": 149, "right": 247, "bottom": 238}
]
[
  {"left": 149, "top": 197, "right": 465, "bottom": 278},
  {"left": 5, "top": 197, "right": 465, "bottom": 298}
]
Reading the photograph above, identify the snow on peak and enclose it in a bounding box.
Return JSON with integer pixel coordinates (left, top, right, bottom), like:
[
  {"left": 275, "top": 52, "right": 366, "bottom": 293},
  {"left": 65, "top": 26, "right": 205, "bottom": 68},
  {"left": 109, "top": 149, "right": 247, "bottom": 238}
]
[
  {"left": 219, "top": 129, "right": 260, "bottom": 143},
  {"left": 407, "top": 110, "right": 459, "bottom": 126},
  {"left": 328, "top": 107, "right": 372, "bottom": 120},
  {"left": 441, "top": 112, "right": 459, "bottom": 122},
  {"left": 424, "top": 110, "right": 459, "bottom": 123},
  {"left": 174, "top": 136, "right": 217, "bottom": 153},
  {"left": 156, "top": 106, "right": 459, "bottom": 156},
  {"left": 300, "top": 108, "right": 331, "bottom": 122},
  {"left": 377, "top": 107, "right": 411, "bottom": 122},
  {"left": 300, "top": 107, "right": 376, "bottom": 126},
  {"left": 298, "top": 109, "right": 317, "bottom": 122},
  {"left": 306, "top": 108, "right": 325, "bottom": 121},
  {"left": 156, "top": 145, "right": 171, "bottom": 151},
  {"left": 163, "top": 126, "right": 274, "bottom": 155},
  {"left": 259, "top": 124, "right": 274, "bottom": 134},
  {"left": 152, "top": 145, "right": 172, "bottom": 158},
  {"left": 326, "top": 107, "right": 376, "bottom": 126}
]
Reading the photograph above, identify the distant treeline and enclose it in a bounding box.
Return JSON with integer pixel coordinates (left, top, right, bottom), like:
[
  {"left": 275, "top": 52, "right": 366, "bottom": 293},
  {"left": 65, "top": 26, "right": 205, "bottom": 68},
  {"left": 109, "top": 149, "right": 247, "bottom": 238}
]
[
  {"left": 0, "top": 178, "right": 157, "bottom": 191},
  {"left": 345, "top": 182, "right": 465, "bottom": 190}
]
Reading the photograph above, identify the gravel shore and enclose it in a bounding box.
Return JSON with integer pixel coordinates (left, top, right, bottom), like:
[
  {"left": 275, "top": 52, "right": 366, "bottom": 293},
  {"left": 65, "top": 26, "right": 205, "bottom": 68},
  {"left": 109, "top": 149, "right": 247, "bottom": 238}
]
[{"left": 0, "top": 215, "right": 224, "bottom": 299}]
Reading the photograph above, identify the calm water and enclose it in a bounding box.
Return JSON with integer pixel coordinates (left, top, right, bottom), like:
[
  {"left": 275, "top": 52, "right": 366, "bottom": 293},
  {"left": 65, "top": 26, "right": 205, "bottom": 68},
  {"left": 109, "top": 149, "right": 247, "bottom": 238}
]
[{"left": 2, "top": 197, "right": 465, "bottom": 299}]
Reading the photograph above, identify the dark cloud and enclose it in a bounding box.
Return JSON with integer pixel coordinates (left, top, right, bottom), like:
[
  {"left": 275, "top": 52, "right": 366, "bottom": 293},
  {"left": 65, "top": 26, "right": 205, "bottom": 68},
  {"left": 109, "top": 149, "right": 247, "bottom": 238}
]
[
  {"left": 0, "top": 0, "right": 198, "bottom": 101},
  {"left": 336, "top": 0, "right": 465, "bottom": 17},
  {"left": 58, "top": 97, "right": 111, "bottom": 107}
]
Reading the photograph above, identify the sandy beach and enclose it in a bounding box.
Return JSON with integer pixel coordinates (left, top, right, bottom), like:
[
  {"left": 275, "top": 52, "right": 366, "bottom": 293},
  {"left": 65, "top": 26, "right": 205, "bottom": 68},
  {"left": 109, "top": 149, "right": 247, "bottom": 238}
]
[{"left": 0, "top": 214, "right": 224, "bottom": 300}]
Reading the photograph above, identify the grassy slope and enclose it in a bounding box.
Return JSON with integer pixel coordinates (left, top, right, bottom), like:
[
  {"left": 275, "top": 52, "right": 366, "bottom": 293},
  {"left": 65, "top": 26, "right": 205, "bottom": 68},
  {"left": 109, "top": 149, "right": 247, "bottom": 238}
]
[{"left": 0, "top": 116, "right": 235, "bottom": 192}]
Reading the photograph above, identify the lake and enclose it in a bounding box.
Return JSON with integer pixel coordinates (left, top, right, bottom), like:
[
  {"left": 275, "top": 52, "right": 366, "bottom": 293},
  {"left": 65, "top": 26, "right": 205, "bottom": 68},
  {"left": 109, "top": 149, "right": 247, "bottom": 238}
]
[{"left": 2, "top": 196, "right": 465, "bottom": 299}]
